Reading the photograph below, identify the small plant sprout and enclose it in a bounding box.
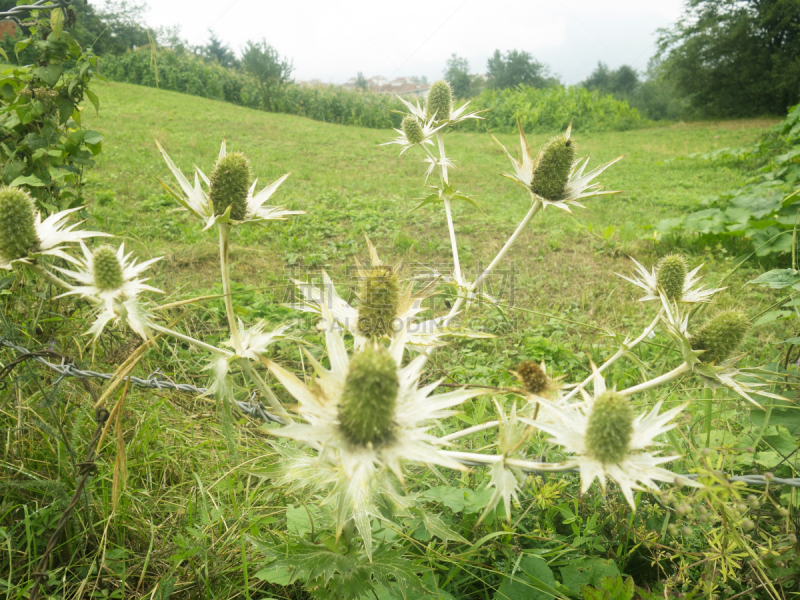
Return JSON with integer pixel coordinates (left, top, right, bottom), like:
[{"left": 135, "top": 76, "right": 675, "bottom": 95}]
[
  {"left": 0, "top": 186, "right": 108, "bottom": 270},
  {"left": 54, "top": 241, "right": 163, "bottom": 339},
  {"left": 264, "top": 307, "right": 484, "bottom": 556},
  {"left": 617, "top": 255, "right": 726, "bottom": 303},
  {"left": 521, "top": 368, "right": 700, "bottom": 507}
]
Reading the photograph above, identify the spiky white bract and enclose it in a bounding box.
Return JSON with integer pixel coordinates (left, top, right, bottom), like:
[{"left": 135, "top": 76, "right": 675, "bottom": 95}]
[
  {"left": 478, "top": 401, "right": 529, "bottom": 525},
  {"left": 265, "top": 312, "right": 484, "bottom": 556},
  {"left": 521, "top": 368, "right": 698, "bottom": 507},
  {"left": 156, "top": 139, "right": 303, "bottom": 231},
  {"left": 396, "top": 94, "right": 485, "bottom": 127},
  {"left": 55, "top": 241, "right": 162, "bottom": 340},
  {"left": 0, "top": 205, "right": 109, "bottom": 270},
  {"left": 617, "top": 257, "right": 726, "bottom": 303},
  {"left": 290, "top": 239, "right": 488, "bottom": 350},
  {"left": 493, "top": 121, "right": 623, "bottom": 212},
  {"left": 381, "top": 113, "right": 445, "bottom": 155},
  {"left": 224, "top": 320, "right": 301, "bottom": 361}
]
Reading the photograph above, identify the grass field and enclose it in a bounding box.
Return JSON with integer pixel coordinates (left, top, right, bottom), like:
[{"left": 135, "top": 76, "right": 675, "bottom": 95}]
[{"left": 3, "top": 80, "right": 794, "bottom": 599}]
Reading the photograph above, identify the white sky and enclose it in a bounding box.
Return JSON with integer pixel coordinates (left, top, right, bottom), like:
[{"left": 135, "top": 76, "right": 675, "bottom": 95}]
[{"left": 144, "top": 0, "right": 686, "bottom": 85}]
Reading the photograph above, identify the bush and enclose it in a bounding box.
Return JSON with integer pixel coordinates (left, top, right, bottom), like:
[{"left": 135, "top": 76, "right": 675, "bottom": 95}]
[
  {"left": 460, "top": 85, "right": 649, "bottom": 134},
  {"left": 101, "top": 48, "right": 404, "bottom": 129},
  {"left": 655, "top": 101, "right": 800, "bottom": 256}
]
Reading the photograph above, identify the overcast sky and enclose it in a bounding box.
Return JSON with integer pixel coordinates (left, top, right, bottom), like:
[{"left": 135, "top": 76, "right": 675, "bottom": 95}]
[{"left": 144, "top": 0, "right": 686, "bottom": 85}]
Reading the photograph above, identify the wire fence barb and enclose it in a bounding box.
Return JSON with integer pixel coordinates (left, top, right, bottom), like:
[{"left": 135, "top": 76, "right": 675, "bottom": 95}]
[{"left": 2, "top": 337, "right": 799, "bottom": 486}]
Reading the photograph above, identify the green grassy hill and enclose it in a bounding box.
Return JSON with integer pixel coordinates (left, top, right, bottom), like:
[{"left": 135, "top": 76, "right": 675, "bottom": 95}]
[{"left": 83, "top": 81, "right": 777, "bottom": 328}]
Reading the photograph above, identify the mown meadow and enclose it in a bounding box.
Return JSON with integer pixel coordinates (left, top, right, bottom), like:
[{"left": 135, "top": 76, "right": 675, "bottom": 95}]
[{"left": 2, "top": 77, "right": 797, "bottom": 600}]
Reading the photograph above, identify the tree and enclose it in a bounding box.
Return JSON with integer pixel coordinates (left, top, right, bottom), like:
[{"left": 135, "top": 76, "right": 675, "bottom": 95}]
[
  {"left": 657, "top": 0, "right": 800, "bottom": 116},
  {"left": 581, "top": 62, "right": 640, "bottom": 98},
  {"left": 241, "top": 39, "right": 293, "bottom": 109},
  {"left": 485, "top": 49, "right": 558, "bottom": 89},
  {"left": 356, "top": 71, "right": 368, "bottom": 91},
  {"left": 444, "top": 53, "right": 471, "bottom": 98},
  {"left": 204, "top": 30, "right": 238, "bottom": 68}
]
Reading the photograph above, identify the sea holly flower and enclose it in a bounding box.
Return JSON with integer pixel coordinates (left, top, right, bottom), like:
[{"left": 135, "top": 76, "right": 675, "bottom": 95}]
[
  {"left": 618, "top": 255, "right": 725, "bottom": 303},
  {"left": 264, "top": 307, "right": 484, "bottom": 555},
  {"left": 0, "top": 186, "right": 108, "bottom": 270},
  {"left": 493, "top": 120, "right": 623, "bottom": 211},
  {"left": 477, "top": 401, "right": 530, "bottom": 525},
  {"left": 54, "top": 241, "right": 162, "bottom": 340},
  {"left": 382, "top": 113, "right": 445, "bottom": 154},
  {"left": 691, "top": 310, "right": 750, "bottom": 364},
  {"left": 396, "top": 81, "right": 485, "bottom": 127},
  {"left": 521, "top": 368, "right": 699, "bottom": 507},
  {"left": 223, "top": 320, "right": 302, "bottom": 361},
  {"left": 156, "top": 139, "right": 302, "bottom": 231},
  {"left": 290, "top": 238, "right": 486, "bottom": 350}
]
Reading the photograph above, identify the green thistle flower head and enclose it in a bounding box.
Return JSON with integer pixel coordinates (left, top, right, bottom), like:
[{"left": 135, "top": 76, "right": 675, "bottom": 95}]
[
  {"left": 531, "top": 133, "right": 576, "bottom": 201},
  {"left": 517, "top": 361, "right": 549, "bottom": 395},
  {"left": 338, "top": 345, "right": 399, "bottom": 447},
  {"left": 0, "top": 186, "right": 40, "bottom": 261},
  {"left": 209, "top": 152, "right": 252, "bottom": 221},
  {"left": 657, "top": 254, "right": 688, "bottom": 301},
  {"left": 425, "top": 80, "right": 453, "bottom": 121},
  {"left": 92, "top": 246, "right": 124, "bottom": 291},
  {"left": 357, "top": 265, "right": 400, "bottom": 339},
  {"left": 402, "top": 115, "right": 425, "bottom": 146},
  {"left": 585, "top": 391, "right": 634, "bottom": 465},
  {"left": 692, "top": 310, "right": 750, "bottom": 363}
]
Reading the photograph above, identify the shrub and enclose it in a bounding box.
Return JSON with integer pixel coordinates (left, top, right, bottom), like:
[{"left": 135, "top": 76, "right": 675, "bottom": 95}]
[{"left": 460, "top": 85, "right": 650, "bottom": 133}]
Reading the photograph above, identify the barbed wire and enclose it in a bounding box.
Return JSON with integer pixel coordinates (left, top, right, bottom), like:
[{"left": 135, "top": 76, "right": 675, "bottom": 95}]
[
  {"left": 0, "top": 338, "right": 284, "bottom": 424},
  {"left": 0, "top": 0, "right": 73, "bottom": 25},
  {"left": 2, "top": 337, "right": 799, "bottom": 486}
]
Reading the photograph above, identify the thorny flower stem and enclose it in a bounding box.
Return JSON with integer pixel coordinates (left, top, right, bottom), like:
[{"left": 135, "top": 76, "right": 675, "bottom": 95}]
[
  {"left": 561, "top": 313, "right": 662, "bottom": 403},
  {"left": 149, "top": 323, "right": 232, "bottom": 356},
  {"left": 443, "top": 199, "right": 462, "bottom": 285},
  {"left": 27, "top": 263, "right": 79, "bottom": 295},
  {"left": 440, "top": 420, "right": 500, "bottom": 442},
  {"left": 619, "top": 361, "right": 692, "bottom": 396},
  {"left": 218, "top": 223, "right": 242, "bottom": 354},
  {"left": 473, "top": 197, "right": 543, "bottom": 292},
  {"left": 442, "top": 198, "right": 543, "bottom": 327},
  {"left": 441, "top": 450, "right": 574, "bottom": 472},
  {"left": 238, "top": 358, "right": 294, "bottom": 424}
]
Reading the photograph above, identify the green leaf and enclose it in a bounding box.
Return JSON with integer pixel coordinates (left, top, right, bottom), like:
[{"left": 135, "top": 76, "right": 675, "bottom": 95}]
[
  {"left": 286, "top": 504, "right": 314, "bottom": 536},
  {"left": 748, "top": 269, "right": 800, "bottom": 289},
  {"left": 84, "top": 130, "right": 103, "bottom": 145},
  {"left": 560, "top": 558, "right": 620, "bottom": 596},
  {"left": 0, "top": 47, "right": 7, "bottom": 62},
  {"left": 753, "top": 310, "right": 792, "bottom": 326},
  {"left": 415, "top": 510, "right": 468, "bottom": 544},
  {"left": 581, "top": 575, "right": 634, "bottom": 600},
  {"left": 86, "top": 88, "right": 100, "bottom": 113},
  {"left": 750, "top": 399, "right": 800, "bottom": 435},
  {"left": 10, "top": 174, "right": 47, "bottom": 187},
  {"left": 495, "top": 555, "right": 564, "bottom": 600},
  {"left": 50, "top": 7, "right": 64, "bottom": 38},
  {"left": 33, "top": 64, "right": 61, "bottom": 87}
]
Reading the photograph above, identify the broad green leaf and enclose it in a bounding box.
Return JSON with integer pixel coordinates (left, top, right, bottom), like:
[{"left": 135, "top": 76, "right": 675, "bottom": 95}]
[
  {"left": 753, "top": 310, "right": 792, "bottom": 326},
  {"left": 560, "top": 558, "right": 620, "bottom": 595},
  {"left": 0, "top": 47, "right": 7, "bottom": 62},
  {"left": 10, "top": 174, "right": 47, "bottom": 187},
  {"left": 84, "top": 130, "right": 103, "bottom": 145},
  {"left": 750, "top": 399, "right": 800, "bottom": 435},
  {"left": 748, "top": 269, "right": 800, "bottom": 289},
  {"left": 86, "top": 88, "right": 100, "bottom": 113},
  {"left": 50, "top": 7, "right": 64, "bottom": 38},
  {"left": 494, "top": 555, "right": 563, "bottom": 600},
  {"left": 286, "top": 504, "right": 314, "bottom": 536},
  {"left": 417, "top": 511, "right": 468, "bottom": 544},
  {"left": 33, "top": 64, "right": 61, "bottom": 87}
]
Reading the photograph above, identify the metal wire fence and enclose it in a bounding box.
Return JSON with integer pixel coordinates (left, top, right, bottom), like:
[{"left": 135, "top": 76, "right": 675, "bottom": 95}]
[{"left": 2, "top": 337, "right": 799, "bottom": 486}]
